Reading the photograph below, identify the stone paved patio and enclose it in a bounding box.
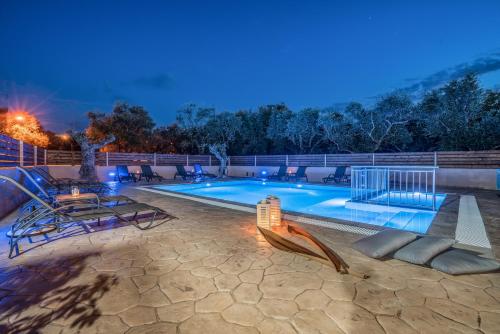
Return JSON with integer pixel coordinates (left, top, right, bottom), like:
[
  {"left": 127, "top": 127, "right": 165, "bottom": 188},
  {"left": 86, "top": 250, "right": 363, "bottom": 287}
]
[{"left": 0, "top": 184, "right": 499, "bottom": 333}]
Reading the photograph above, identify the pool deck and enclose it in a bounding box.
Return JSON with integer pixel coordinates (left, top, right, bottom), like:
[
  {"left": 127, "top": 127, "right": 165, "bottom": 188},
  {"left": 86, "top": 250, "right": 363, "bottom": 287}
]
[{"left": 0, "top": 180, "right": 499, "bottom": 333}]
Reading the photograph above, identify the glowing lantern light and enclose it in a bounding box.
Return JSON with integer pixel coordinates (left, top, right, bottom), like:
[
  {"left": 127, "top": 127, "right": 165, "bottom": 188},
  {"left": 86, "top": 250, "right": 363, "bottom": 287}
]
[
  {"left": 266, "top": 195, "right": 281, "bottom": 227},
  {"left": 71, "top": 186, "right": 80, "bottom": 197},
  {"left": 256, "top": 199, "right": 272, "bottom": 229}
]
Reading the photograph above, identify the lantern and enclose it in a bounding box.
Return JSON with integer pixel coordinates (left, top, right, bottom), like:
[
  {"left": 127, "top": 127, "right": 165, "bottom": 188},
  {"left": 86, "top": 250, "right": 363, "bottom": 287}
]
[
  {"left": 71, "top": 185, "right": 80, "bottom": 197},
  {"left": 256, "top": 199, "right": 271, "bottom": 229},
  {"left": 266, "top": 195, "right": 281, "bottom": 227}
]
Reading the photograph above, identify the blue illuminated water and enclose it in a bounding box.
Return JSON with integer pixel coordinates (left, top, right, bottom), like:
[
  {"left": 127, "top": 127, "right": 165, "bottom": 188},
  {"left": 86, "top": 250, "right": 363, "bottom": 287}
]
[{"left": 152, "top": 181, "right": 446, "bottom": 233}]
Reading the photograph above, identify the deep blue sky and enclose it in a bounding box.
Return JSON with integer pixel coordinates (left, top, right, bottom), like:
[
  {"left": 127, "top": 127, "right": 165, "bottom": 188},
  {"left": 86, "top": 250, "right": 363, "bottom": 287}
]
[{"left": 1, "top": 0, "right": 499, "bottom": 132}]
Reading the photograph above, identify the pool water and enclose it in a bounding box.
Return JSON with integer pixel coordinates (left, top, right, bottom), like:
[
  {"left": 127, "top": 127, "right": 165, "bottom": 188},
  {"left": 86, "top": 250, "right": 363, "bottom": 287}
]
[{"left": 152, "top": 181, "right": 446, "bottom": 233}]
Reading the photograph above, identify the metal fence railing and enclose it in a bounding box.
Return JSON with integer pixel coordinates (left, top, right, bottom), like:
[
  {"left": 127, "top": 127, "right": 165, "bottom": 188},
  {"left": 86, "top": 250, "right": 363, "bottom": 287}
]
[{"left": 351, "top": 166, "right": 438, "bottom": 210}]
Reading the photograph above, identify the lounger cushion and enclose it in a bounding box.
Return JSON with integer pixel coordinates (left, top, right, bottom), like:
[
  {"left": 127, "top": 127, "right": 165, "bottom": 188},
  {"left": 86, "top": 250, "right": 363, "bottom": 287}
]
[
  {"left": 393, "top": 236, "right": 455, "bottom": 264},
  {"left": 352, "top": 230, "right": 417, "bottom": 258},
  {"left": 430, "top": 248, "right": 500, "bottom": 275}
]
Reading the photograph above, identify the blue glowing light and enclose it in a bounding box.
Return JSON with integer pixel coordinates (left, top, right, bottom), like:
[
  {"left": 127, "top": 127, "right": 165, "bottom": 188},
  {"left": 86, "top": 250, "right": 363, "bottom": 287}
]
[
  {"left": 262, "top": 182, "right": 267, "bottom": 185},
  {"left": 261, "top": 170, "right": 267, "bottom": 175},
  {"left": 36, "top": 177, "right": 42, "bottom": 182},
  {"left": 297, "top": 184, "right": 303, "bottom": 188},
  {"left": 108, "top": 172, "right": 116, "bottom": 177},
  {"left": 206, "top": 183, "right": 211, "bottom": 186}
]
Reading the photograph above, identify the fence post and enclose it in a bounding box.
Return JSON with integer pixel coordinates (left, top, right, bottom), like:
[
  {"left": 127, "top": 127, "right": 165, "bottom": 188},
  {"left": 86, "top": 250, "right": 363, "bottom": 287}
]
[
  {"left": 434, "top": 152, "right": 437, "bottom": 167},
  {"left": 34, "top": 146, "right": 38, "bottom": 166},
  {"left": 44, "top": 149, "right": 47, "bottom": 165},
  {"left": 153, "top": 153, "right": 157, "bottom": 166},
  {"left": 372, "top": 153, "right": 375, "bottom": 166},
  {"left": 228, "top": 156, "right": 231, "bottom": 166},
  {"left": 186, "top": 155, "right": 189, "bottom": 166},
  {"left": 106, "top": 152, "right": 109, "bottom": 166},
  {"left": 19, "top": 141, "right": 24, "bottom": 166},
  {"left": 254, "top": 155, "right": 257, "bottom": 167},
  {"left": 324, "top": 154, "right": 327, "bottom": 167},
  {"left": 209, "top": 155, "right": 212, "bottom": 166},
  {"left": 286, "top": 154, "right": 288, "bottom": 166}
]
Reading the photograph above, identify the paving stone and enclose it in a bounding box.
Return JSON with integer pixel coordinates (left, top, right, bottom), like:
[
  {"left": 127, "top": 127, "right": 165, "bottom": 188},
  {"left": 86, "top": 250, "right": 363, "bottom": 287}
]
[
  {"left": 158, "top": 270, "right": 216, "bottom": 302},
  {"left": 376, "top": 315, "right": 418, "bottom": 334},
  {"left": 479, "top": 311, "right": 500, "bottom": 333},
  {"left": 260, "top": 272, "right": 322, "bottom": 300},
  {"left": 233, "top": 283, "right": 262, "bottom": 304},
  {"left": 322, "top": 281, "right": 355, "bottom": 301},
  {"left": 195, "top": 292, "right": 233, "bottom": 313},
  {"left": 180, "top": 313, "right": 259, "bottom": 334},
  {"left": 132, "top": 275, "right": 158, "bottom": 293},
  {"left": 119, "top": 305, "right": 156, "bottom": 327},
  {"left": 190, "top": 266, "right": 222, "bottom": 278},
  {"left": 257, "top": 298, "right": 299, "bottom": 319},
  {"left": 353, "top": 281, "right": 402, "bottom": 316},
  {"left": 144, "top": 260, "right": 180, "bottom": 276},
  {"left": 250, "top": 258, "right": 273, "bottom": 270},
  {"left": 95, "top": 277, "right": 140, "bottom": 315},
  {"left": 426, "top": 297, "right": 479, "bottom": 329},
  {"left": 295, "top": 289, "right": 331, "bottom": 310},
  {"left": 441, "top": 279, "right": 500, "bottom": 312},
  {"left": 239, "top": 269, "right": 264, "bottom": 284},
  {"left": 257, "top": 318, "right": 297, "bottom": 334},
  {"left": 222, "top": 303, "right": 264, "bottom": 327},
  {"left": 139, "top": 286, "right": 171, "bottom": 307},
  {"left": 126, "top": 322, "right": 177, "bottom": 334},
  {"left": 325, "top": 301, "right": 385, "bottom": 334},
  {"left": 218, "top": 255, "right": 253, "bottom": 275},
  {"left": 214, "top": 273, "right": 241, "bottom": 291},
  {"left": 293, "top": 310, "right": 344, "bottom": 334},
  {"left": 157, "top": 301, "right": 194, "bottom": 323},
  {"left": 400, "top": 306, "right": 481, "bottom": 334}
]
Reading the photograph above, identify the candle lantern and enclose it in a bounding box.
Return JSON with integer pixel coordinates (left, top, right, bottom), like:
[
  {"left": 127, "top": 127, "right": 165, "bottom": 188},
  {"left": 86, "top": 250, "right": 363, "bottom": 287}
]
[
  {"left": 71, "top": 185, "right": 80, "bottom": 197},
  {"left": 266, "top": 195, "right": 281, "bottom": 227},
  {"left": 256, "top": 199, "right": 271, "bottom": 229}
]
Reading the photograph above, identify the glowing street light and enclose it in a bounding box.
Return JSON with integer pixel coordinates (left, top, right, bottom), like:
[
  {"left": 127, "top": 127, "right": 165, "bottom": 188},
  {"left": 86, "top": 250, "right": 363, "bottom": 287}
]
[{"left": 15, "top": 115, "right": 25, "bottom": 122}]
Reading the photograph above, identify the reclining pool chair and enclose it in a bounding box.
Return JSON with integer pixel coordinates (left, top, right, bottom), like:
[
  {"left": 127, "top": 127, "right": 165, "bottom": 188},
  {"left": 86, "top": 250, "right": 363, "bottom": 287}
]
[
  {"left": 16, "top": 167, "right": 134, "bottom": 210},
  {"left": 0, "top": 175, "right": 173, "bottom": 258},
  {"left": 115, "top": 165, "right": 137, "bottom": 183},
  {"left": 287, "top": 166, "right": 308, "bottom": 182},
  {"left": 323, "top": 166, "right": 351, "bottom": 184},
  {"left": 174, "top": 165, "right": 195, "bottom": 180},
  {"left": 268, "top": 165, "right": 287, "bottom": 181},
  {"left": 31, "top": 167, "right": 110, "bottom": 194},
  {"left": 140, "top": 165, "right": 164, "bottom": 182},
  {"left": 193, "top": 163, "right": 216, "bottom": 179}
]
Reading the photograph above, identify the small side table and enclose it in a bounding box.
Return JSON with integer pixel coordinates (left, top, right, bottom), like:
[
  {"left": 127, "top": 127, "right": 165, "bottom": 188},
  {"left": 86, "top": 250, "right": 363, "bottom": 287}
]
[{"left": 54, "top": 193, "right": 100, "bottom": 207}]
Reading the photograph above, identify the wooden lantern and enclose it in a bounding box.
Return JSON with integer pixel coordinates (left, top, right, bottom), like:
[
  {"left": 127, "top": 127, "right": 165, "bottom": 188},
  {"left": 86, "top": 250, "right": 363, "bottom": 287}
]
[
  {"left": 256, "top": 199, "right": 271, "bottom": 229},
  {"left": 266, "top": 195, "right": 281, "bottom": 227}
]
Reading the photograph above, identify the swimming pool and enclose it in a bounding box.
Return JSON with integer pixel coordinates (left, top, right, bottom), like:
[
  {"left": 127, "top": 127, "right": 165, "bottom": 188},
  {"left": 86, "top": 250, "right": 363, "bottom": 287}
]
[{"left": 150, "top": 181, "right": 446, "bottom": 233}]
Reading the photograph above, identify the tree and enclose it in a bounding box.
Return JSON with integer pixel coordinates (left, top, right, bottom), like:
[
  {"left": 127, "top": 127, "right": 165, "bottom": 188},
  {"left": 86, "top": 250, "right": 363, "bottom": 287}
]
[
  {"left": 265, "top": 104, "right": 293, "bottom": 153},
  {"left": 87, "top": 103, "right": 155, "bottom": 152},
  {"left": 71, "top": 130, "right": 115, "bottom": 181},
  {"left": 285, "top": 108, "right": 322, "bottom": 153},
  {"left": 204, "top": 112, "right": 241, "bottom": 177},
  {"left": 319, "top": 106, "right": 361, "bottom": 153},
  {"left": 1, "top": 110, "right": 49, "bottom": 147}
]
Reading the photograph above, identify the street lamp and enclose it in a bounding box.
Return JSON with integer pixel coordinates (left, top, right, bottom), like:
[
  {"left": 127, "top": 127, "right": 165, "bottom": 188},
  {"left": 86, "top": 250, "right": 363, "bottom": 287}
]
[{"left": 60, "top": 133, "right": 74, "bottom": 165}]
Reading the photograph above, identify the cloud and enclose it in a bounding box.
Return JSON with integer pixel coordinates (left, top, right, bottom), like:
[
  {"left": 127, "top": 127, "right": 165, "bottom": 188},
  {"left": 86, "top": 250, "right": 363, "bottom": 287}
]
[
  {"left": 401, "top": 51, "right": 500, "bottom": 96},
  {"left": 131, "top": 74, "right": 175, "bottom": 90}
]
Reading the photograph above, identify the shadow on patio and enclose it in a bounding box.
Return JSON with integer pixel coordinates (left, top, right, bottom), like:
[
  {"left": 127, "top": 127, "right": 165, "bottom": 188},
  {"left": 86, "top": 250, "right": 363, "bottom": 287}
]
[{"left": 0, "top": 251, "right": 117, "bottom": 333}]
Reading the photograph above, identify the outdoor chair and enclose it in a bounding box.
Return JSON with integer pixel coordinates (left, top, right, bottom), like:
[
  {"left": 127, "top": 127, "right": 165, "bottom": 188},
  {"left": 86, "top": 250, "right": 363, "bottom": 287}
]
[
  {"left": 115, "top": 165, "right": 136, "bottom": 183},
  {"left": 140, "top": 165, "right": 164, "bottom": 182},
  {"left": 268, "top": 165, "right": 287, "bottom": 181},
  {"left": 0, "top": 175, "right": 173, "bottom": 258},
  {"left": 287, "top": 166, "right": 308, "bottom": 182},
  {"left": 16, "top": 167, "right": 134, "bottom": 210},
  {"left": 193, "top": 163, "right": 216, "bottom": 179},
  {"left": 27, "top": 167, "right": 110, "bottom": 194},
  {"left": 174, "top": 165, "right": 195, "bottom": 180},
  {"left": 323, "top": 166, "right": 351, "bottom": 184}
]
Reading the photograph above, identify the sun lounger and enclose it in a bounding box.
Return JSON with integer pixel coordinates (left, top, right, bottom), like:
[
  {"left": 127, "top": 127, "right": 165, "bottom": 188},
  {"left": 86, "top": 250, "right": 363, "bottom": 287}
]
[
  {"left": 287, "top": 166, "right": 308, "bottom": 182},
  {"left": 193, "top": 164, "right": 216, "bottom": 178},
  {"left": 115, "top": 165, "right": 136, "bottom": 183},
  {"left": 1, "top": 175, "right": 173, "bottom": 258},
  {"left": 323, "top": 166, "right": 350, "bottom": 183},
  {"left": 174, "top": 165, "right": 195, "bottom": 180},
  {"left": 268, "top": 165, "right": 287, "bottom": 181},
  {"left": 140, "top": 165, "right": 164, "bottom": 182}
]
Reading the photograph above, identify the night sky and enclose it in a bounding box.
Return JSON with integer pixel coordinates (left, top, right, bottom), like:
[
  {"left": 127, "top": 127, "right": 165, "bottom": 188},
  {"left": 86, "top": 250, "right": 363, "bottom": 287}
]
[{"left": 1, "top": 0, "right": 499, "bottom": 132}]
